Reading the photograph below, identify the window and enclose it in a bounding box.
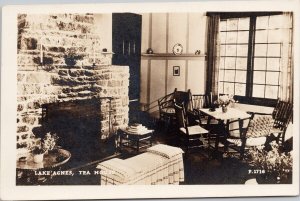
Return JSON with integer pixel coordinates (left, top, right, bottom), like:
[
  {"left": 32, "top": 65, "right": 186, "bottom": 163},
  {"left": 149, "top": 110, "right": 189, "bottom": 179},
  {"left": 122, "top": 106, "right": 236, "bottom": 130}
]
[{"left": 218, "top": 13, "right": 293, "bottom": 106}]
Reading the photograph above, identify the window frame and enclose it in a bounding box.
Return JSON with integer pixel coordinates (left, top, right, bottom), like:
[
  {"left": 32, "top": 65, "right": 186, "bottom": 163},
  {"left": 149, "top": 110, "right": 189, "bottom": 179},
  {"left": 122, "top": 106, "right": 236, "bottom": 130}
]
[{"left": 217, "top": 12, "right": 287, "bottom": 107}]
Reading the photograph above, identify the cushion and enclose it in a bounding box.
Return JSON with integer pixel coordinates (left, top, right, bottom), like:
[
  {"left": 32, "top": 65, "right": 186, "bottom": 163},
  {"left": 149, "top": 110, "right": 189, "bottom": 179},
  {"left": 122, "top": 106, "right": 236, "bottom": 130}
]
[
  {"left": 227, "top": 136, "right": 266, "bottom": 147},
  {"left": 246, "top": 137, "right": 266, "bottom": 146},
  {"left": 161, "top": 107, "right": 175, "bottom": 114},
  {"left": 180, "top": 125, "right": 209, "bottom": 135}
]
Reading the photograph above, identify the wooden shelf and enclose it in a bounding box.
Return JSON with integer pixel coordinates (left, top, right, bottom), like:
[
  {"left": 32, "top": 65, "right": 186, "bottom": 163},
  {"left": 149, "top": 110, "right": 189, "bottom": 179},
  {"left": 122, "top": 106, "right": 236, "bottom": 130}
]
[
  {"left": 141, "top": 53, "right": 206, "bottom": 60},
  {"left": 101, "top": 52, "right": 115, "bottom": 54}
]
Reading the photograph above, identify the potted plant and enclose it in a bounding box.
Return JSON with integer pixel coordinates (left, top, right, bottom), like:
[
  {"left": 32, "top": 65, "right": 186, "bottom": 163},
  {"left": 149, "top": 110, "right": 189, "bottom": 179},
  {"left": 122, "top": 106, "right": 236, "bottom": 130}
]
[
  {"left": 214, "top": 94, "right": 235, "bottom": 113},
  {"left": 30, "top": 133, "right": 59, "bottom": 163},
  {"left": 245, "top": 141, "right": 293, "bottom": 184}
]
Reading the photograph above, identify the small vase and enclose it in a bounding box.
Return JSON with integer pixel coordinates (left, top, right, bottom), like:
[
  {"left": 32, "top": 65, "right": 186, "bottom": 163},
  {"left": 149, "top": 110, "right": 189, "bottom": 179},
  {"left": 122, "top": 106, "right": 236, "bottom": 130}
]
[
  {"left": 33, "top": 153, "right": 44, "bottom": 163},
  {"left": 222, "top": 105, "right": 228, "bottom": 113}
]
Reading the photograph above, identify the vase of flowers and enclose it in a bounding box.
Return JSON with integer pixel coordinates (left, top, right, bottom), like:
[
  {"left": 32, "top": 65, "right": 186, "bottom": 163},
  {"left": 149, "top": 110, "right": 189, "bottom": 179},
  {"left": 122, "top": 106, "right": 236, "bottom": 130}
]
[
  {"left": 64, "top": 47, "right": 83, "bottom": 66},
  {"left": 245, "top": 142, "right": 293, "bottom": 184},
  {"left": 30, "top": 132, "right": 59, "bottom": 163},
  {"left": 214, "top": 94, "right": 235, "bottom": 113}
]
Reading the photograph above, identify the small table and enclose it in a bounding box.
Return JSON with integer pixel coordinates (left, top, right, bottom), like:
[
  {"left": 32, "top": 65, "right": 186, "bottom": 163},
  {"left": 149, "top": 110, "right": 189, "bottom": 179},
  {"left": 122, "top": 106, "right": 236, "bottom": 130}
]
[
  {"left": 118, "top": 128, "right": 154, "bottom": 153},
  {"left": 199, "top": 107, "right": 251, "bottom": 151},
  {"left": 17, "top": 149, "right": 71, "bottom": 170},
  {"left": 16, "top": 149, "right": 71, "bottom": 184}
]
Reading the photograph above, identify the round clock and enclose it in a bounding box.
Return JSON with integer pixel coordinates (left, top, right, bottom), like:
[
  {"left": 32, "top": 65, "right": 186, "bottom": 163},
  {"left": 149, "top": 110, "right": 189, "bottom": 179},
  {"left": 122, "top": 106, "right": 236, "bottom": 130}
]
[{"left": 172, "top": 43, "right": 183, "bottom": 55}]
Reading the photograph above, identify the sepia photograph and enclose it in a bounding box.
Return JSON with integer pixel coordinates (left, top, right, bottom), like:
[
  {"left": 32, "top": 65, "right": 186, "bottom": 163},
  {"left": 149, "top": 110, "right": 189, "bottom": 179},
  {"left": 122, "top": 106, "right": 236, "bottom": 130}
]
[{"left": 1, "top": 0, "right": 299, "bottom": 200}]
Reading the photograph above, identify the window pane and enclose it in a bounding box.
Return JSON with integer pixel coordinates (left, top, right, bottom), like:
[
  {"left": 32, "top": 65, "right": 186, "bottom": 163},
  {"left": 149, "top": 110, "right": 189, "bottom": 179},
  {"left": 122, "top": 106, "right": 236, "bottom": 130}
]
[
  {"left": 226, "top": 45, "right": 237, "bottom": 56},
  {"left": 254, "top": 58, "right": 266, "bottom": 70},
  {"left": 226, "top": 32, "right": 237, "bottom": 43},
  {"left": 220, "top": 20, "right": 227, "bottom": 31},
  {"left": 237, "top": 45, "right": 248, "bottom": 56},
  {"left": 237, "top": 31, "right": 249, "bottom": 43},
  {"left": 267, "top": 44, "right": 281, "bottom": 57},
  {"left": 266, "top": 72, "right": 279, "bottom": 85},
  {"left": 227, "top": 19, "right": 238, "bottom": 30},
  {"left": 224, "top": 70, "right": 235, "bottom": 81},
  {"left": 269, "top": 15, "right": 283, "bottom": 29},
  {"left": 218, "top": 82, "right": 224, "bottom": 93},
  {"left": 219, "top": 57, "right": 225, "bottom": 69},
  {"left": 255, "top": 30, "right": 268, "bottom": 43},
  {"left": 253, "top": 84, "right": 265, "bottom": 98},
  {"left": 220, "top": 45, "right": 226, "bottom": 56},
  {"left": 235, "top": 83, "right": 246, "bottom": 96},
  {"left": 256, "top": 16, "right": 269, "bottom": 29},
  {"left": 253, "top": 71, "right": 266, "bottom": 84},
  {"left": 236, "top": 58, "right": 247, "bottom": 70},
  {"left": 255, "top": 44, "right": 267, "bottom": 56},
  {"left": 219, "top": 69, "right": 225, "bottom": 81},
  {"left": 220, "top": 32, "right": 227, "bottom": 44},
  {"left": 235, "top": 70, "right": 247, "bottom": 83},
  {"left": 224, "top": 57, "right": 236, "bottom": 69},
  {"left": 267, "top": 58, "right": 280, "bottom": 71},
  {"left": 265, "top": 85, "right": 278, "bottom": 99},
  {"left": 224, "top": 82, "right": 234, "bottom": 94},
  {"left": 238, "top": 17, "right": 250, "bottom": 30},
  {"left": 268, "top": 29, "right": 283, "bottom": 43}
]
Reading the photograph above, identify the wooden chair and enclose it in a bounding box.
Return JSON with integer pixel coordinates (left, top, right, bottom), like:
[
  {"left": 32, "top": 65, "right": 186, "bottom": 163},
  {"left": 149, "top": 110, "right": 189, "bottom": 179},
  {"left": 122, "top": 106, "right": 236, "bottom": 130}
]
[
  {"left": 224, "top": 112, "right": 274, "bottom": 159},
  {"left": 157, "top": 88, "right": 193, "bottom": 130},
  {"left": 190, "top": 93, "right": 219, "bottom": 128},
  {"left": 174, "top": 102, "right": 209, "bottom": 153},
  {"left": 270, "top": 100, "right": 293, "bottom": 145}
]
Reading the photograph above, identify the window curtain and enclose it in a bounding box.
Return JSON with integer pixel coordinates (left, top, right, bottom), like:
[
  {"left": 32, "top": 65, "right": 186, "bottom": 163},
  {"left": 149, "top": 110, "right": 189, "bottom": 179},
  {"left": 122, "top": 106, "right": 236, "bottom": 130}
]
[
  {"left": 206, "top": 14, "right": 220, "bottom": 101},
  {"left": 278, "top": 12, "right": 293, "bottom": 103}
]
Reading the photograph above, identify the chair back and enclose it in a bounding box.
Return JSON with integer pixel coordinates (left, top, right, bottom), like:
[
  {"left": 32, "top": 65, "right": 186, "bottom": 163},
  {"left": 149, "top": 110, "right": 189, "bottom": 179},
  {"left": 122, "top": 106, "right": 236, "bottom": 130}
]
[
  {"left": 173, "top": 89, "right": 192, "bottom": 111},
  {"left": 174, "top": 102, "right": 188, "bottom": 129},
  {"left": 272, "top": 100, "right": 293, "bottom": 130},
  {"left": 157, "top": 89, "right": 178, "bottom": 120},
  {"left": 192, "top": 92, "right": 213, "bottom": 109},
  {"left": 246, "top": 113, "right": 274, "bottom": 138}
]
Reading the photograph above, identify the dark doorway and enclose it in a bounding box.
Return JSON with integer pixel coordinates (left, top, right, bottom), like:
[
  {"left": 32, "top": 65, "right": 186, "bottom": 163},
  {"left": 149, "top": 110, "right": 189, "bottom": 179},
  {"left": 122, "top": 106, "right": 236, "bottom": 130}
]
[{"left": 112, "top": 13, "right": 142, "bottom": 124}]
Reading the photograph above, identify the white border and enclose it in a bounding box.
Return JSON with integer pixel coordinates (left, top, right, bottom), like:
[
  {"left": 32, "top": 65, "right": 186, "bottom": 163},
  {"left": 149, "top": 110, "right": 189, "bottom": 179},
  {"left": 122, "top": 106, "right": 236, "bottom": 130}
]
[{"left": 1, "top": 1, "right": 299, "bottom": 200}]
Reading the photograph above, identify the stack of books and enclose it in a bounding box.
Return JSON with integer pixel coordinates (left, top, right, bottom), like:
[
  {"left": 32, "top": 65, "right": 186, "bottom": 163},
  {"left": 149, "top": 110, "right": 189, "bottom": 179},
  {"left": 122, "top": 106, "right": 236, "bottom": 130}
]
[{"left": 126, "top": 123, "right": 150, "bottom": 134}]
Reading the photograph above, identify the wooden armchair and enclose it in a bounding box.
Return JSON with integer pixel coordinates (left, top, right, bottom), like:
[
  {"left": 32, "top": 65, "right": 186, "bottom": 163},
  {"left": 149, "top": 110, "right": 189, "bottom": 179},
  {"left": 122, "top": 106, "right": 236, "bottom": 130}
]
[
  {"left": 157, "top": 88, "right": 193, "bottom": 129},
  {"left": 157, "top": 91, "right": 176, "bottom": 123},
  {"left": 224, "top": 112, "right": 274, "bottom": 159},
  {"left": 270, "top": 100, "right": 293, "bottom": 144}
]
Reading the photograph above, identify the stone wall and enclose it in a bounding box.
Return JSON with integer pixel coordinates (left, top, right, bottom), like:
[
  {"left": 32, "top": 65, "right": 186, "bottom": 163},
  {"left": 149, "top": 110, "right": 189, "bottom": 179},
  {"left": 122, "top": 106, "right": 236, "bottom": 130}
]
[{"left": 17, "top": 13, "right": 129, "bottom": 151}]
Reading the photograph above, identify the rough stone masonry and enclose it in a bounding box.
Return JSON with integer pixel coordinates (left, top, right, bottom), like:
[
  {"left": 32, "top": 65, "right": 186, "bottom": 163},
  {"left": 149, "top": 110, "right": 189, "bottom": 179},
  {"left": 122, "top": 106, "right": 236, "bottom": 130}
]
[{"left": 17, "top": 13, "right": 129, "bottom": 153}]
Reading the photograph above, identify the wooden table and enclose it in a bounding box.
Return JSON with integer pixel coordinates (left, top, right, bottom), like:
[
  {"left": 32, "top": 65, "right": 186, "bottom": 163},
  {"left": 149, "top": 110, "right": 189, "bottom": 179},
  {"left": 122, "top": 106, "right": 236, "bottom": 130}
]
[
  {"left": 199, "top": 107, "right": 251, "bottom": 151},
  {"left": 118, "top": 128, "right": 154, "bottom": 153}
]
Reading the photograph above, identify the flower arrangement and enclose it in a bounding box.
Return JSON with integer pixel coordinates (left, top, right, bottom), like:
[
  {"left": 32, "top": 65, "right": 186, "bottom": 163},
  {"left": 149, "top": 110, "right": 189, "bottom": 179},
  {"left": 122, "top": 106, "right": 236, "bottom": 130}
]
[
  {"left": 245, "top": 142, "right": 293, "bottom": 177},
  {"left": 214, "top": 94, "right": 235, "bottom": 107},
  {"left": 30, "top": 133, "right": 59, "bottom": 155},
  {"left": 64, "top": 47, "right": 83, "bottom": 66}
]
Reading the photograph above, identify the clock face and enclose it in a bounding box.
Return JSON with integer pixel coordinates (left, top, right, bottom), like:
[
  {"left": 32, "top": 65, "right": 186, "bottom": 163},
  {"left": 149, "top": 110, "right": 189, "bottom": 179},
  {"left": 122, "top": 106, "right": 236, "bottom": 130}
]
[{"left": 173, "top": 43, "right": 183, "bottom": 55}]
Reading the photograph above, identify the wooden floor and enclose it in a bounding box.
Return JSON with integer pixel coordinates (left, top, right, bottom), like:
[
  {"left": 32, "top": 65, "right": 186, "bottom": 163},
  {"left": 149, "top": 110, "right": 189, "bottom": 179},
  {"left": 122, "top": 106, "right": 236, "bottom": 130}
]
[{"left": 17, "top": 121, "right": 292, "bottom": 185}]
